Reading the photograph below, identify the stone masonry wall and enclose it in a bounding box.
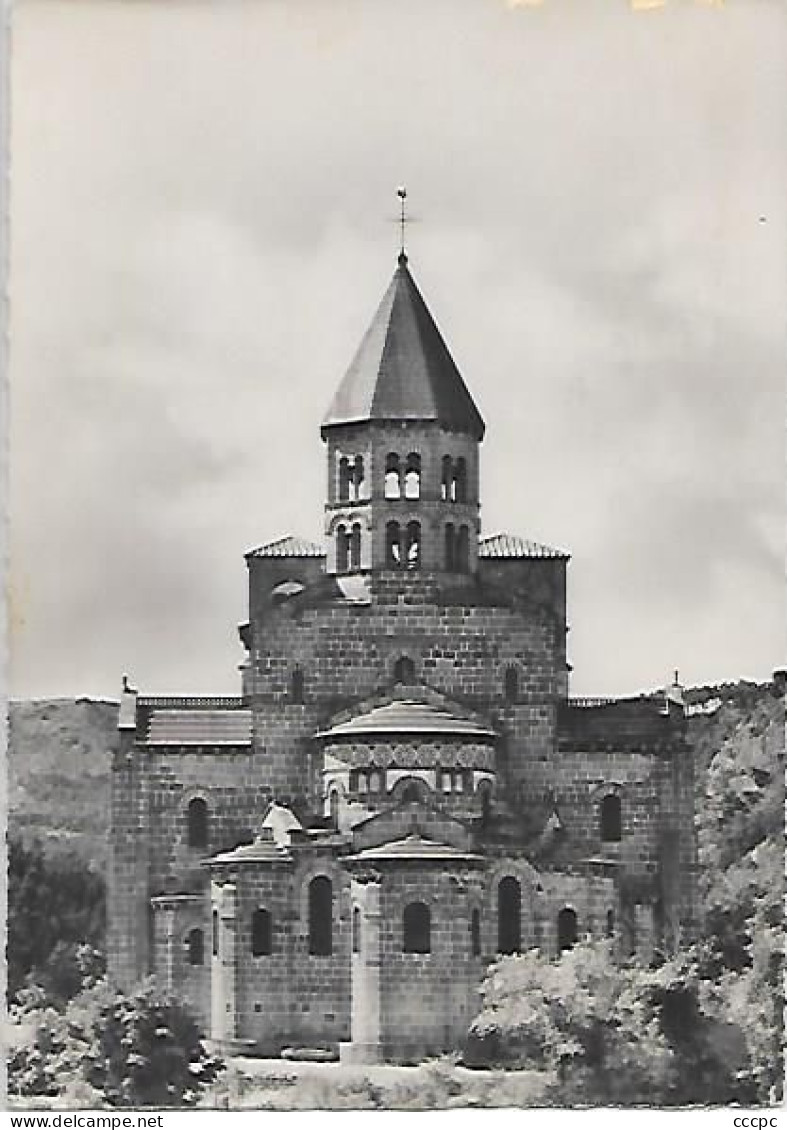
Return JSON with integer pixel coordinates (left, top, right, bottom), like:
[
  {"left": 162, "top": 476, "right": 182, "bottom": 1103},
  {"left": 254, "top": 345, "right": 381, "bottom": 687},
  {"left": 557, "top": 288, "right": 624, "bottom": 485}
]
[
  {"left": 376, "top": 865, "right": 486, "bottom": 1061},
  {"left": 246, "top": 580, "right": 562, "bottom": 805},
  {"left": 143, "top": 750, "right": 272, "bottom": 893},
  {"left": 107, "top": 739, "right": 150, "bottom": 989}
]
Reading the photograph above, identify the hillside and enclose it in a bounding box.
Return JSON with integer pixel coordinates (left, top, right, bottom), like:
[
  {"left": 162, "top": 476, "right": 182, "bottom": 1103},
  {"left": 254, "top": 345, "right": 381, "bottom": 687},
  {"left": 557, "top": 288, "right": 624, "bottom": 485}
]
[
  {"left": 7, "top": 680, "right": 783, "bottom": 874},
  {"left": 8, "top": 698, "right": 119, "bottom": 869}
]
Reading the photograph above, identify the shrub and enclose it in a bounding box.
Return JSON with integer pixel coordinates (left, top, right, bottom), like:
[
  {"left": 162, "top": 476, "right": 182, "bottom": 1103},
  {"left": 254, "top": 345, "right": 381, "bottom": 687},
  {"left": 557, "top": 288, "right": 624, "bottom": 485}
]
[
  {"left": 8, "top": 978, "right": 223, "bottom": 1108},
  {"left": 466, "top": 940, "right": 751, "bottom": 1106}
]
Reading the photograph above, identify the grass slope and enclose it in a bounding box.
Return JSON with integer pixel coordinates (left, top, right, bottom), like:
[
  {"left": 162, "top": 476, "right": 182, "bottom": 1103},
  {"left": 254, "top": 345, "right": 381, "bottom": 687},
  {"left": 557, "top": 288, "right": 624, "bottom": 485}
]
[{"left": 8, "top": 698, "right": 118, "bottom": 869}]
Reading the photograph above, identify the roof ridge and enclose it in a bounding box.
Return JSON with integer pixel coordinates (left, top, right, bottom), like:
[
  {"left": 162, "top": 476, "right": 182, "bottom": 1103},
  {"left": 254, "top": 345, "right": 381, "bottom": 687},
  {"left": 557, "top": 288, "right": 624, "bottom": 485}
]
[
  {"left": 322, "top": 259, "right": 484, "bottom": 439},
  {"left": 478, "top": 531, "right": 569, "bottom": 560},
  {"left": 246, "top": 534, "right": 325, "bottom": 559}
]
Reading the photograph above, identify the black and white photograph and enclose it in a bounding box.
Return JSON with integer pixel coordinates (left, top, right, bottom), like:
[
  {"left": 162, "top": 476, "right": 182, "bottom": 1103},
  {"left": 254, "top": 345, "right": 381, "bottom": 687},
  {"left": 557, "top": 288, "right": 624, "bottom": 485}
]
[{"left": 5, "top": 0, "right": 785, "bottom": 1114}]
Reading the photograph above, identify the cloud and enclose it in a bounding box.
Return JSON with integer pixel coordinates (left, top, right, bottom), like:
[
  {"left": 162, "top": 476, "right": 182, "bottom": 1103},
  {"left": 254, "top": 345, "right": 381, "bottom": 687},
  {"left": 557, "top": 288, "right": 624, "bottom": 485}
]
[{"left": 9, "top": 0, "right": 786, "bottom": 697}]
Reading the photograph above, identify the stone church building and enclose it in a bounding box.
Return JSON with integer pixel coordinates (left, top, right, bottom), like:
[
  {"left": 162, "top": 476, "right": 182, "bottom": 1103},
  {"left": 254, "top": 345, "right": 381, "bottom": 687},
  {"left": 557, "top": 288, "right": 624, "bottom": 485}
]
[{"left": 108, "top": 249, "right": 697, "bottom": 1063}]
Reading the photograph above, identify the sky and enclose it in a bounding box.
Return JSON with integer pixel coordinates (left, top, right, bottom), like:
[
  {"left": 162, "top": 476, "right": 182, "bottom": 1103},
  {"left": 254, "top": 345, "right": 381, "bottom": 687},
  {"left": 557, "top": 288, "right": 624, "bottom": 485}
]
[{"left": 8, "top": 0, "right": 786, "bottom": 701}]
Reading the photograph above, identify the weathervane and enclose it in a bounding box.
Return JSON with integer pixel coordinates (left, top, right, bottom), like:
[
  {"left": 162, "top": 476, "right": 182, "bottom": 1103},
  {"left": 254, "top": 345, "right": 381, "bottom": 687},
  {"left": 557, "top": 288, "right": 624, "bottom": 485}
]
[
  {"left": 394, "top": 186, "right": 418, "bottom": 262},
  {"left": 397, "top": 186, "right": 408, "bottom": 255}
]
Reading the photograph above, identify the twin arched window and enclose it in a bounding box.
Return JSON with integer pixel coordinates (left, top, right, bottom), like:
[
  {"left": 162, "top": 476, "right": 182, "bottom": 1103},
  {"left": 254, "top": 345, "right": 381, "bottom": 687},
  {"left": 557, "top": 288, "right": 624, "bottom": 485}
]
[
  {"left": 385, "top": 453, "right": 421, "bottom": 500},
  {"left": 338, "top": 455, "right": 365, "bottom": 502},
  {"left": 187, "top": 798, "right": 209, "bottom": 850},
  {"left": 348, "top": 768, "right": 384, "bottom": 794},
  {"left": 438, "top": 768, "right": 469, "bottom": 793},
  {"left": 600, "top": 793, "right": 622, "bottom": 842},
  {"left": 308, "top": 875, "right": 333, "bottom": 956},
  {"left": 403, "top": 901, "right": 431, "bottom": 953},
  {"left": 441, "top": 456, "right": 467, "bottom": 502},
  {"left": 498, "top": 876, "right": 521, "bottom": 954},
  {"left": 251, "top": 908, "right": 272, "bottom": 956},
  {"left": 386, "top": 521, "right": 420, "bottom": 569},
  {"left": 336, "top": 522, "right": 362, "bottom": 573}
]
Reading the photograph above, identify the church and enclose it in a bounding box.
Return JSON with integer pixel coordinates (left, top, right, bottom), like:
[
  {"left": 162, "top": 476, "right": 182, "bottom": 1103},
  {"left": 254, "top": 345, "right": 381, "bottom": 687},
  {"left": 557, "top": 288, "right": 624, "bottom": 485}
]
[{"left": 108, "top": 246, "right": 697, "bottom": 1064}]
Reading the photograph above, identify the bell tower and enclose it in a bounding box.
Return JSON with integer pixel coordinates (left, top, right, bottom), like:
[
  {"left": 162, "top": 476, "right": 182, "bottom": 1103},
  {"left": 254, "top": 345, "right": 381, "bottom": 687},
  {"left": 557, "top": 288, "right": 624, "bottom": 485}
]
[{"left": 321, "top": 248, "right": 485, "bottom": 579}]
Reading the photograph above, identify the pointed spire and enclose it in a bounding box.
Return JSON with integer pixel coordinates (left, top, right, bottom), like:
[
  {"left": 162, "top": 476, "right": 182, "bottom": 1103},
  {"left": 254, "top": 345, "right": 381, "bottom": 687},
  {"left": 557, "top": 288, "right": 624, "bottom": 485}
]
[{"left": 322, "top": 256, "right": 485, "bottom": 440}]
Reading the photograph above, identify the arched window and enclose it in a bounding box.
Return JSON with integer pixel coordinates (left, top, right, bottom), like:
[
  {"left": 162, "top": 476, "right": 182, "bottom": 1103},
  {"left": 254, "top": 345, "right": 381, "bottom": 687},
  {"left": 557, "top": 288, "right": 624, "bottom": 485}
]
[
  {"left": 352, "top": 907, "right": 361, "bottom": 954},
  {"left": 456, "top": 526, "right": 469, "bottom": 572},
  {"left": 186, "top": 927, "right": 204, "bottom": 966},
  {"left": 336, "top": 524, "right": 350, "bottom": 573},
  {"left": 352, "top": 456, "right": 365, "bottom": 501},
  {"left": 558, "top": 907, "right": 578, "bottom": 951},
  {"left": 498, "top": 876, "right": 521, "bottom": 954},
  {"left": 338, "top": 457, "right": 351, "bottom": 502},
  {"left": 405, "top": 521, "right": 421, "bottom": 569},
  {"left": 478, "top": 780, "right": 492, "bottom": 823},
  {"left": 444, "top": 523, "right": 455, "bottom": 571},
  {"left": 504, "top": 666, "right": 519, "bottom": 704},
  {"left": 404, "top": 453, "right": 421, "bottom": 499},
  {"left": 606, "top": 910, "right": 615, "bottom": 939},
  {"left": 328, "top": 788, "right": 340, "bottom": 827},
  {"left": 211, "top": 910, "right": 219, "bottom": 958},
  {"left": 453, "top": 458, "right": 467, "bottom": 503},
  {"left": 367, "top": 769, "right": 383, "bottom": 794},
  {"left": 600, "top": 793, "right": 622, "bottom": 843},
  {"left": 441, "top": 456, "right": 452, "bottom": 501},
  {"left": 187, "top": 798, "right": 209, "bottom": 850},
  {"left": 471, "top": 908, "right": 482, "bottom": 956},
  {"left": 349, "top": 523, "right": 362, "bottom": 572},
  {"left": 394, "top": 655, "right": 416, "bottom": 684},
  {"left": 290, "top": 666, "right": 304, "bottom": 704},
  {"left": 403, "top": 902, "right": 431, "bottom": 953},
  {"left": 251, "top": 908, "right": 272, "bottom": 957},
  {"left": 385, "top": 454, "right": 401, "bottom": 499},
  {"left": 385, "top": 521, "right": 401, "bottom": 567},
  {"left": 308, "top": 876, "right": 333, "bottom": 956},
  {"left": 400, "top": 779, "right": 422, "bottom": 804}
]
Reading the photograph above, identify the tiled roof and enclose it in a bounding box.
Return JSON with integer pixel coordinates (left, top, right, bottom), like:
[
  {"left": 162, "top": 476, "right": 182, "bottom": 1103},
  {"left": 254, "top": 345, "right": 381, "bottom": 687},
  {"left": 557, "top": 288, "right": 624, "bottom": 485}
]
[
  {"left": 478, "top": 532, "right": 569, "bottom": 560},
  {"left": 322, "top": 255, "right": 485, "bottom": 440},
  {"left": 316, "top": 699, "right": 495, "bottom": 741},
  {"left": 142, "top": 708, "right": 252, "bottom": 746},
  {"left": 246, "top": 536, "right": 325, "bottom": 559},
  {"left": 207, "top": 837, "right": 292, "bottom": 866},
  {"left": 348, "top": 834, "right": 482, "bottom": 862}
]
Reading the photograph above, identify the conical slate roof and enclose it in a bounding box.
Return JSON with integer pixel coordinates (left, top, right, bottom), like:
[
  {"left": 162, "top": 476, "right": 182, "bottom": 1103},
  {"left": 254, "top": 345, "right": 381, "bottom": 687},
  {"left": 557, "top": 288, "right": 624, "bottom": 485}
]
[{"left": 322, "top": 254, "right": 485, "bottom": 440}]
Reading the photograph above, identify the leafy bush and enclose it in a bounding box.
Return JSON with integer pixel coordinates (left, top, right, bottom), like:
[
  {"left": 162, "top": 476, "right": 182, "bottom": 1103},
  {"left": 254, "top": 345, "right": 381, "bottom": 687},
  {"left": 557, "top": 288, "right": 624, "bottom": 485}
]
[
  {"left": 9, "top": 978, "right": 223, "bottom": 1108},
  {"left": 466, "top": 941, "right": 753, "bottom": 1106}
]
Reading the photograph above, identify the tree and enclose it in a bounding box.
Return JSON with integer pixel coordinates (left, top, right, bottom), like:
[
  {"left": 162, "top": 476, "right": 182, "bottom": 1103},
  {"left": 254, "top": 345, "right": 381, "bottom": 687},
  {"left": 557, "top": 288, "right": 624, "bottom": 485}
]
[{"left": 8, "top": 836, "right": 105, "bottom": 1003}]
